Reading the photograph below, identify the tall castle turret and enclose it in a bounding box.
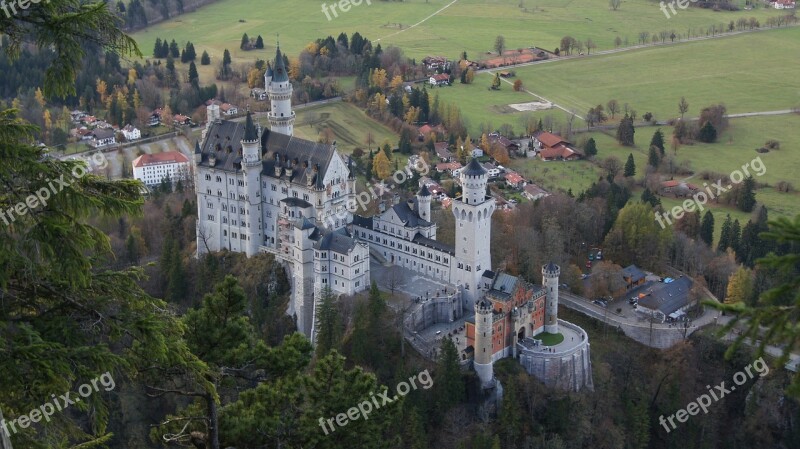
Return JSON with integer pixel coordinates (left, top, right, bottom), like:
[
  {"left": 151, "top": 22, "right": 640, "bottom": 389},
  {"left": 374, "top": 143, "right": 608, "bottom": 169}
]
[
  {"left": 266, "top": 45, "right": 295, "bottom": 136},
  {"left": 474, "top": 297, "right": 494, "bottom": 387},
  {"left": 417, "top": 183, "right": 432, "bottom": 222},
  {"left": 453, "top": 158, "right": 495, "bottom": 309},
  {"left": 542, "top": 262, "right": 560, "bottom": 334},
  {"left": 242, "top": 111, "right": 262, "bottom": 257}
]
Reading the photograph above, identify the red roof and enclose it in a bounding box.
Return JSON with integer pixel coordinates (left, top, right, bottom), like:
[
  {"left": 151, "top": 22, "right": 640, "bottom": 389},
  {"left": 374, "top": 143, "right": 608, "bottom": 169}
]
[
  {"left": 539, "top": 144, "right": 580, "bottom": 160},
  {"left": 435, "top": 162, "right": 462, "bottom": 171},
  {"left": 133, "top": 151, "right": 189, "bottom": 168},
  {"left": 419, "top": 125, "right": 434, "bottom": 135},
  {"left": 661, "top": 180, "right": 680, "bottom": 188},
  {"left": 537, "top": 131, "right": 568, "bottom": 148},
  {"left": 505, "top": 172, "right": 524, "bottom": 184},
  {"left": 432, "top": 74, "right": 450, "bottom": 82}
]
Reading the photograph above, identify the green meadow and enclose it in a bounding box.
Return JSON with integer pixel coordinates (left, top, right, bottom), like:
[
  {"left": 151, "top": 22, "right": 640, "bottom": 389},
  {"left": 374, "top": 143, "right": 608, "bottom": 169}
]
[{"left": 130, "top": 0, "right": 792, "bottom": 65}]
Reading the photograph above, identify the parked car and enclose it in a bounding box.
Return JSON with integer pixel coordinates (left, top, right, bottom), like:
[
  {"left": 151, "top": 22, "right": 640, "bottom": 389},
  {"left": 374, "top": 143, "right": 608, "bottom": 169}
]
[
  {"left": 592, "top": 299, "right": 607, "bottom": 307},
  {"left": 586, "top": 261, "right": 592, "bottom": 268}
]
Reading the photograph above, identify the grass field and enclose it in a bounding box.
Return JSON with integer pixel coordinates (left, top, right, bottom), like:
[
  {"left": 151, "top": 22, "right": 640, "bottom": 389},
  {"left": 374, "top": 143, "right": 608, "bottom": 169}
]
[
  {"left": 130, "top": 0, "right": 792, "bottom": 66},
  {"left": 508, "top": 26, "right": 800, "bottom": 120},
  {"left": 291, "top": 101, "right": 400, "bottom": 155}
]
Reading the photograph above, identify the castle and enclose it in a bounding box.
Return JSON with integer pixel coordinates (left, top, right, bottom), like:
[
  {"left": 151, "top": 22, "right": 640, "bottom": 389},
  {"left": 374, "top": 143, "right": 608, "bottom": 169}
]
[{"left": 194, "top": 46, "right": 592, "bottom": 391}]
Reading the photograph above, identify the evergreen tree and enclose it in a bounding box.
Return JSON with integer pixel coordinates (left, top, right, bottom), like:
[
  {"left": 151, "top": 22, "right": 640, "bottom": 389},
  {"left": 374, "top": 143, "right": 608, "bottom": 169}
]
[
  {"left": 650, "top": 128, "right": 665, "bottom": 155},
  {"left": 161, "top": 40, "right": 170, "bottom": 58},
  {"left": 616, "top": 113, "right": 635, "bottom": 146},
  {"left": 189, "top": 61, "right": 199, "bottom": 89},
  {"left": 201, "top": 50, "right": 211, "bottom": 65},
  {"left": 241, "top": 33, "right": 250, "bottom": 50},
  {"left": 717, "top": 214, "right": 733, "bottom": 252},
  {"left": 624, "top": 153, "right": 636, "bottom": 177},
  {"left": 499, "top": 378, "right": 522, "bottom": 448},
  {"left": 255, "top": 35, "right": 264, "bottom": 49},
  {"left": 584, "top": 137, "right": 597, "bottom": 157},
  {"left": 697, "top": 120, "right": 717, "bottom": 143},
  {"left": 730, "top": 218, "right": 741, "bottom": 254},
  {"left": 641, "top": 187, "right": 661, "bottom": 208},
  {"left": 737, "top": 176, "right": 757, "bottom": 212},
  {"left": 700, "top": 210, "right": 715, "bottom": 246},
  {"left": 223, "top": 48, "right": 232, "bottom": 66},
  {"left": 315, "top": 286, "right": 341, "bottom": 357},
  {"left": 154, "top": 37, "right": 163, "bottom": 57},
  {"left": 125, "top": 232, "right": 140, "bottom": 264},
  {"left": 169, "top": 39, "right": 180, "bottom": 58},
  {"left": 434, "top": 337, "right": 464, "bottom": 417},
  {"left": 648, "top": 145, "right": 661, "bottom": 168}
]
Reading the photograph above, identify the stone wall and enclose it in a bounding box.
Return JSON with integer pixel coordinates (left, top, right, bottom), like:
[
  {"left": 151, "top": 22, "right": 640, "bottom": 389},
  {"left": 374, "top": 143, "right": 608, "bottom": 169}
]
[
  {"left": 517, "top": 320, "right": 594, "bottom": 392},
  {"left": 407, "top": 292, "right": 463, "bottom": 332}
]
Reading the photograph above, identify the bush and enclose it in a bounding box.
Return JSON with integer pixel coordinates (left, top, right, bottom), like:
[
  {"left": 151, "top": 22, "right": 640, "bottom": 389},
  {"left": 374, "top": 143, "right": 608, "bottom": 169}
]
[{"left": 764, "top": 139, "right": 780, "bottom": 150}]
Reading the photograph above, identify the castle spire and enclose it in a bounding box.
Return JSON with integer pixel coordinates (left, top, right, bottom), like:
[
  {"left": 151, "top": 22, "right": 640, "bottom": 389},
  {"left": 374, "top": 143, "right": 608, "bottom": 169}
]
[{"left": 243, "top": 111, "right": 259, "bottom": 142}]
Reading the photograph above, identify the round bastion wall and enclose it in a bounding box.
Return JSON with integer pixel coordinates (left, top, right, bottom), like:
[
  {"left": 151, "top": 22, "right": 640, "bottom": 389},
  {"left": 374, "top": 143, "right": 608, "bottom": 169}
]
[{"left": 517, "top": 319, "right": 594, "bottom": 392}]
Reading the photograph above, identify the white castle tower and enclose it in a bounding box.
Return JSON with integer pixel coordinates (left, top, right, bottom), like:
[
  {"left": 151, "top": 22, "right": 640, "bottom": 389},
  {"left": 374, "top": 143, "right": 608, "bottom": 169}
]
[
  {"left": 453, "top": 158, "right": 495, "bottom": 309},
  {"left": 417, "top": 183, "right": 432, "bottom": 222},
  {"left": 542, "top": 262, "right": 561, "bottom": 334},
  {"left": 266, "top": 45, "right": 295, "bottom": 136},
  {"left": 474, "top": 297, "right": 495, "bottom": 387},
  {"left": 242, "top": 111, "right": 262, "bottom": 257}
]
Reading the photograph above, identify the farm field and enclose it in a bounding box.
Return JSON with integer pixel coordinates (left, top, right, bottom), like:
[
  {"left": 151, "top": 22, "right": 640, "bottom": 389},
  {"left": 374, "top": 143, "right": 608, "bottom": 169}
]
[
  {"left": 130, "top": 0, "right": 793, "bottom": 65},
  {"left": 508, "top": 26, "right": 800, "bottom": 120}
]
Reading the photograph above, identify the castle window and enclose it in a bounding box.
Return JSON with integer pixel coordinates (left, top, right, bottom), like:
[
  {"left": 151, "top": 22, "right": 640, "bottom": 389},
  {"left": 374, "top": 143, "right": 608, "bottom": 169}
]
[
  {"left": 223, "top": 230, "right": 227, "bottom": 236},
  {"left": 205, "top": 174, "right": 211, "bottom": 181},
  {"left": 272, "top": 184, "right": 277, "bottom": 191}
]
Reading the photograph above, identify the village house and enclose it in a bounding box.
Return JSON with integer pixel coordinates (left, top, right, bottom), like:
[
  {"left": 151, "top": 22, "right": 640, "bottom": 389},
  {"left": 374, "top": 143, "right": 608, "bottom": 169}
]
[
  {"left": 90, "top": 128, "right": 116, "bottom": 148},
  {"left": 659, "top": 180, "right": 699, "bottom": 197},
  {"left": 504, "top": 171, "right": 525, "bottom": 189},
  {"left": 122, "top": 125, "right": 141, "bottom": 141},
  {"left": 149, "top": 109, "right": 162, "bottom": 127},
  {"left": 533, "top": 131, "right": 582, "bottom": 161},
  {"left": 251, "top": 88, "right": 268, "bottom": 101},
  {"left": 422, "top": 56, "right": 449, "bottom": 71},
  {"left": 523, "top": 183, "right": 548, "bottom": 201},
  {"left": 435, "top": 161, "right": 462, "bottom": 175},
  {"left": 220, "top": 103, "right": 239, "bottom": 116},
  {"left": 482, "top": 162, "right": 501, "bottom": 179},
  {"left": 773, "top": 0, "right": 796, "bottom": 8},
  {"left": 429, "top": 73, "right": 450, "bottom": 87},
  {"left": 173, "top": 114, "right": 192, "bottom": 126},
  {"left": 435, "top": 142, "right": 454, "bottom": 162},
  {"left": 635, "top": 277, "right": 695, "bottom": 323}
]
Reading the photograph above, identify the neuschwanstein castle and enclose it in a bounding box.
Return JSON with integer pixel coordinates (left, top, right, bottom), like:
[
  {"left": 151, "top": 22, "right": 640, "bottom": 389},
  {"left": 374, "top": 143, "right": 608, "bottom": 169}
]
[{"left": 195, "top": 47, "right": 593, "bottom": 391}]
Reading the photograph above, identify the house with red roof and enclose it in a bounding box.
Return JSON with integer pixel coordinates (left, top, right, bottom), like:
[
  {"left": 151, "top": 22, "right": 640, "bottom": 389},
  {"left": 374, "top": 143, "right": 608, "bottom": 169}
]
[
  {"left": 505, "top": 171, "right": 525, "bottom": 189},
  {"left": 429, "top": 74, "right": 450, "bottom": 87},
  {"left": 533, "top": 131, "right": 582, "bottom": 161},
  {"left": 132, "top": 151, "right": 191, "bottom": 187}
]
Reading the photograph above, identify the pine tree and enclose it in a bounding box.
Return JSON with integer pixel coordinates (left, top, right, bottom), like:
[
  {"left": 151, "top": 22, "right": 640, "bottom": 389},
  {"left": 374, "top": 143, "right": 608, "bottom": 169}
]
[
  {"left": 737, "top": 176, "right": 756, "bottom": 212},
  {"left": 717, "top": 214, "right": 733, "bottom": 252},
  {"left": 730, "top": 218, "right": 741, "bottom": 255},
  {"left": 697, "top": 121, "right": 717, "bottom": 143},
  {"left": 161, "top": 40, "right": 170, "bottom": 58},
  {"left": 315, "top": 287, "right": 341, "bottom": 357},
  {"left": 169, "top": 39, "right": 180, "bottom": 58},
  {"left": 188, "top": 61, "right": 199, "bottom": 89},
  {"left": 255, "top": 35, "right": 264, "bottom": 49},
  {"left": 616, "top": 113, "right": 635, "bottom": 146},
  {"left": 434, "top": 338, "right": 464, "bottom": 416},
  {"left": 201, "top": 50, "right": 211, "bottom": 65},
  {"left": 154, "top": 37, "right": 163, "bottom": 57},
  {"left": 223, "top": 48, "right": 232, "bottom": 66},
  {"left": 240, "top": 33, "right": 250, "bottom": 50},
  {"left": 584, "top": 137, "right": 597, "bottom": 157},
  {"left": 648, "top": 145, "right": 661, "bottom": 168},
  {"left": 650, "top": 128, "right": 665, "bottom": 155},
  {"left": 624, "top": 153, "right": 636, "bottom": 177},
  {"left": 700, "top": 210, "right": 715, "bottom": 246}
]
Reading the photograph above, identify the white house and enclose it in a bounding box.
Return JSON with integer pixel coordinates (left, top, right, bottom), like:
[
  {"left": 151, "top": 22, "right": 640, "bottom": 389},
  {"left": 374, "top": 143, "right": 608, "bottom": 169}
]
[
  {"left": 90, "top": 129, "right": 116, "bottom": 148},
  {"left": 429, "top": 74, "right": 450, "bottom": 87},
  {"left": 220, "top": 103, "right": 239, "bottom": 116},
  {"left": 122, "top": 125, "right": 141, "bottom": 141},
  {"left": 132, "top": 151, "right": 190, "bottom": 186}
]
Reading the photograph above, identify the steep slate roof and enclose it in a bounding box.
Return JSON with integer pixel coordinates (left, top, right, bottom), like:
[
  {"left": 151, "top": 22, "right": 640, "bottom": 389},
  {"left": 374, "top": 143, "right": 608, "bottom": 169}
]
[
  {"left": 419, "top": 184, "right": 431, "bottom": 197},
  {"left": 293, "top": 217, "right": 316, "bottom": 230},
  {"left": 197, "top": 121, "right": 335, "bottom": 187},
  {"left": 392, "top": 201, "right": 432, "bottom": 228},
  {"left": 352, "top": 214, "right": 374, "bottom": 230},
  {"left": 462, "top": 157, "right": 487, "bottom": 176},
  {"left": 315, "top": 228, "right": 359, "bottom": 254},
  {"left": 243, "top": 112, "right": 258, "bottom": 141},
  {"left": 272, "top": 46, "right": 289, "bottom": 83},
  {"left": 488, "top": 272, "right": 519, "bottom": 301}
]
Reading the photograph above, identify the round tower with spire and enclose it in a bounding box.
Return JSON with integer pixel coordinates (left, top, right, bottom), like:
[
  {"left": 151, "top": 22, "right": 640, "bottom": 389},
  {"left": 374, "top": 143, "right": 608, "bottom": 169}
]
[
  {"left": 474, "top": 297, "right": 495, "bottom": 387},
  {"left": 542, "top": 262, "right": 561, "bottom": 334},
  {"left": 242, "top": 111, "right": 262, "bottom": 257},
  {"left": 416, "top": 183, "right": 432, "bottom": 222},
  {"left": 267, "top": 43, "right": 295, "bottom": 136}
]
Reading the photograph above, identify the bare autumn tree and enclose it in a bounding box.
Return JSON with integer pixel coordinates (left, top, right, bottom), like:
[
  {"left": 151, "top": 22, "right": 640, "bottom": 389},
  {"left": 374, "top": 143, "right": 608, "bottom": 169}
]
[{"left": 678, "top": 96, "right": 689, "bottom": 119}]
